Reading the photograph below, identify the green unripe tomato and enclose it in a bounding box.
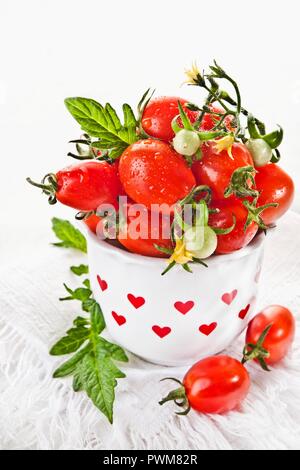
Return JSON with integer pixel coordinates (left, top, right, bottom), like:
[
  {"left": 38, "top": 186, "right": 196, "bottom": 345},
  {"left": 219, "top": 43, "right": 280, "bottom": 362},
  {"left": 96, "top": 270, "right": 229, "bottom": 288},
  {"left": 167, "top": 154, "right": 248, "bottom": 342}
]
[
  {"left": 173, "top": 129, "right": 200, "bottom": 156},
  {"left": 246, "top": 138, "right": 272, "bottom": 167},
  {"left": 184, "top": 226, "right": 217, "bottom": 259}
]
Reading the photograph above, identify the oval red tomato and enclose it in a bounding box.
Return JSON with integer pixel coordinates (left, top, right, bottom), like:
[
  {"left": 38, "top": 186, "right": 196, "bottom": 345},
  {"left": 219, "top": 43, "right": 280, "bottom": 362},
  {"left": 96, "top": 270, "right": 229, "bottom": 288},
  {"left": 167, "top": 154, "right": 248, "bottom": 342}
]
[
  {"left": 255, "top": 164, "right": 294, "bottom": 225},
  {"left": 245, "top": 305, "right": 295, "bottom": 365},
  {"left": 118, "top": 202, "right": 173, "bottom": 258},
  {"left": 192, "top": 142, "right": 253, "bottom": 200},
  {"left": 141, "top": 96, "right": 198, "bottom": 142},
  {"left": 209, "top": 198, "right": 258, "bottom": 254},
  {"left": 119, "top": 139, "right": 195, "bottom": 208},
  {"left": 160, "top": 355, "right": 250, "bottom": 414}
]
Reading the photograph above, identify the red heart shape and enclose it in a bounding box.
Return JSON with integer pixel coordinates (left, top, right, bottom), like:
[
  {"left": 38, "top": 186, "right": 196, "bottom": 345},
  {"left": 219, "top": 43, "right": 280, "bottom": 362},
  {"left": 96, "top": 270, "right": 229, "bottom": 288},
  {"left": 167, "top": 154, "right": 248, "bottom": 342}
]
[
  {"left": 239, "top": 304, "right": 250, "bottom": 320},
  {"left": 152, "top": 325, "right": 171, "bottom": 338},
  {"left": 199, "top": 322, "right": 217, "bottom": 336},
  {"left": 127, "top": 293, "right": 145, "bottom": 309},
  {"left": 174, "top": 300, "right": 195, "bottom": 315},
  {"left": 112, "top": 311, "right": 126, "bottom": 326},
  {"left": 222, "top": 289, "right": 238, "bottom": 305},
  {"left": 97, "top": 275, "right": 108, "bottom": 292}
]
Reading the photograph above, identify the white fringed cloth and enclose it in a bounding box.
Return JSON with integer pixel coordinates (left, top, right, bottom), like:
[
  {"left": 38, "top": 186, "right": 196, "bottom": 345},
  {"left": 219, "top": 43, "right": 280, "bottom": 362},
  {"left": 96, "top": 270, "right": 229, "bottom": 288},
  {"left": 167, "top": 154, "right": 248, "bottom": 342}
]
[{"left": 0, "top": 212, "right": 299, "bottom": 450}]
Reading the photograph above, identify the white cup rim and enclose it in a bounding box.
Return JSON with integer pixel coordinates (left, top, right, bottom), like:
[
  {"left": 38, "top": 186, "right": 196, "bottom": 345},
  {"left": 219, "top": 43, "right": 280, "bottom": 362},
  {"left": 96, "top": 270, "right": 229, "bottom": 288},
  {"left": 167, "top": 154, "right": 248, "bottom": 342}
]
[{"left": 86, "top": 228, "right": 266, "bottom": 267}]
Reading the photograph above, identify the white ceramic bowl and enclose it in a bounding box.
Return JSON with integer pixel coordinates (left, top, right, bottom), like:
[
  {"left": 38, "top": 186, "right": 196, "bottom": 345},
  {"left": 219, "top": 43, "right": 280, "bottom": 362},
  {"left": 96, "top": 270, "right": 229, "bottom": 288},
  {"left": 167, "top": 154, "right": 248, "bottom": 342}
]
[{"left": 87, "top": 231, "right": 264, "bottom": 366}]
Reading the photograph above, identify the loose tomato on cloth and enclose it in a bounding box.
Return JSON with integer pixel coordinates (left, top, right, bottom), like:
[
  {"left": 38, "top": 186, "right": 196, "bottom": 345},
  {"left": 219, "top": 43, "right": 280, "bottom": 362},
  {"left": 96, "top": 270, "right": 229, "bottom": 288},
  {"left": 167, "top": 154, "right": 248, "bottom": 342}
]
[
  {"left": 255, "top": 164, "right": 294, "bottom": 225},
  {"left": 27, "top": 161, "right": 122, "bottom": 211},
  {"left": 159, "top": 356, "right": 250, "bottom": 415},
  {"left": 192, "top": 142, "right": 254, "bottom": 200},
  {"left": 209, "top": 198, "right": 258, "bottom": 254},
  {"left": 141, "top": 96, "right": 198, "bottom": 142},
  {"left": 119, "top": 139, "right": 196, "bottom": 208},
  {"left": 243, "top": 305, "right": 295, "bottom": 368},
  {"left": 117, "top": 203, "right": 173, "bottom": 258}
]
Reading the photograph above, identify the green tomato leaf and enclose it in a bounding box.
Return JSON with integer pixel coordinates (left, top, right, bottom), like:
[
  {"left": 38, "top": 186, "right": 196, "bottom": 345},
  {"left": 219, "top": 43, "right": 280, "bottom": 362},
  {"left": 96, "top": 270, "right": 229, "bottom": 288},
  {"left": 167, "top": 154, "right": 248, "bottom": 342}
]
[
  {"left": 52, "top": 343, "right": 91, "bottom": 378},
  {"left": 64, "top": 97, "right": 138, "bottom": 160},
  {"left": 96, "top": 336, "right": 128, "bottom": 363},
  {"left": 50, "top": 326, "right": 90, "bottom": 356},
  {"left": 52, "top": 218, "right": 87, "bottom": 253},
  {"left": 70, "top": 264, "right": 89, "bottom": 276},
  {"left": 74, "top": 347, "right": 126, "bottom": 423},
  {"left": 90, "top": 302, "right": 105, "bottom": 335}
]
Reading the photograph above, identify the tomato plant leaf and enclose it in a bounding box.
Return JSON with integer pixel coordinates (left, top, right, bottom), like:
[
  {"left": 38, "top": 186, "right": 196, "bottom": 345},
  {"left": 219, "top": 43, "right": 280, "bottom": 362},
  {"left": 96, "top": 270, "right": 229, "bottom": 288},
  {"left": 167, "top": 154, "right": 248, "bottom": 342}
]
[
  {"left": 52, "top": 344, "right": 91, "bottom": 378},
  {"left": 70, "top": 264, "right": 89, "bottom": 276},
  {"left": 52, "top": 218, "right": 87, "bottom": 253},
  {"left": 64, "top": 97, "right": 138, "bottom": 159},
  {"left": 50, "top": 326, "right": 90, "bottom": 356}
]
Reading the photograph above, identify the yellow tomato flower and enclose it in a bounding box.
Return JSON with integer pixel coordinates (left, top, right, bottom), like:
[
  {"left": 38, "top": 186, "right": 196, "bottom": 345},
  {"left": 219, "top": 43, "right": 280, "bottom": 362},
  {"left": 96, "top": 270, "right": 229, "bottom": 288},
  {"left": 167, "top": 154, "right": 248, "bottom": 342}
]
[
  {"left": 184, "top": 62, "right": 203, "bottom": 85},
  {"left": 213, "top": 135, "right": 235, "bottom": 158},
  {"left": 168, "top": 238, "right": 194, "bottom": 265}
]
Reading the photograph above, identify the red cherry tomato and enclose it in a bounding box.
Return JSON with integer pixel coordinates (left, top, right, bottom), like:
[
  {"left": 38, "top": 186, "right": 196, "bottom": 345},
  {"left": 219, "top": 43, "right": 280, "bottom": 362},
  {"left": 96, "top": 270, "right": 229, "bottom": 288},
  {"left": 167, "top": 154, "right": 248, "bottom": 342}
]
[
  {"left": 255, "top": 164, "right": 294, "bottom": 225},
  {"left": 141, "top": 96, "right": 198, "bottom": 142},
  {"left": 160, "top": 356, "right": 250, "bottom": 415},
  {"left": 209, "top": 198, "right": 258, "bottom": 254},
  {"left": 119, "top": 139, "right": 195, "bottom": 208},
  {"left": 192, "top": 142, "right": 253, "bottom": 200},
  {"left": 117, "top": 202, "right": 173, "bottom": 257},
  {"left": 28, "top": 161, "right": 122, "bottom": 211},
  {"left": 245, "top": 305, "right": 295, "bottom": 365},
  {"left": 200, "top": 104, "right": 234, "bottom": 132},
  {"left": 84, "top": 214, "right": 102, "bottom": 234}
]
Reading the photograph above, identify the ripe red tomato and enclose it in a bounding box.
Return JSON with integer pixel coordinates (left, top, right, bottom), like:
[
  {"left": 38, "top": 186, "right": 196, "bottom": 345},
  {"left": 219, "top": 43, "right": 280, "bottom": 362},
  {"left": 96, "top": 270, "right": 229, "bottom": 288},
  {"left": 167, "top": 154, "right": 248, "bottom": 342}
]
[
  {"left": 28, "top": 161, "right": 122, "bottom": 211},
  {"left": 117, "top": 203, "right": 173, "bottom": 257},
  {"left": 200, "top": 104, "right": 234, "bottom": 132},
  {"left": 255, "top": 164, "right": 294, "bottom": 225},
  {"left": 192, "top": 142, "right": 253, "bottom": 200},
  {"left": 184, "top": 356, "right": 250, "bottom": 414},
  {"left": 84, "top": 214, "right": 102, "bottom": 234},
  {"left": 141, "top": 96, "right": 198, "bottom": 142},
  {"left": 245, "top": 305, "right": 295, "bottom": 365},
  {"left": 209, "top": 198, "right": 258, "bottom": 254},
  {"left": 119, "top": 139, "right": 196, "bottom": 208},
  {"left": 160, "top": 356, "right": 250, "bottom": 414}
]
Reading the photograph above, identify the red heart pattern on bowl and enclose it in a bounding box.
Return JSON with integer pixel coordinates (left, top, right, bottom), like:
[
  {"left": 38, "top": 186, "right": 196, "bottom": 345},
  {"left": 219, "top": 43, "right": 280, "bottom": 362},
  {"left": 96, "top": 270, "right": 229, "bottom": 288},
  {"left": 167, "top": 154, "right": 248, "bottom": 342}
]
[
  {"left": 238, "top": 304, "right": 250, "bottom": 320},
  {"left": 152, "top": 325, "right": 171, "bottom": 338},
  {"left": 221, "top": 289, "right": 237, "bottom": 305},
  {"left": 112, "top": 311, "right": 126, "bottom": 326},
  {"left": 199, "top": 322, "right": 217, "bottom": 336},
  {"left": 174, "top": 300, "right": 195, "bottom": 315},
  {"left": 97, "top": 275, "right": 108, "bottom": 292},
  {"left": 127, "top": 293, "right": 145, "bottom": 309}
]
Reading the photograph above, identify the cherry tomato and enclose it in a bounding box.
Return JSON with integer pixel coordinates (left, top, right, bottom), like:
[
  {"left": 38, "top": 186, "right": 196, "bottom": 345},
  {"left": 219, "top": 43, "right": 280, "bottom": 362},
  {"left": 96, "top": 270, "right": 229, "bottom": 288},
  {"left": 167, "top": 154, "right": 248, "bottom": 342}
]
[
  {"left": 200, "top": 104, "right": 234, "bottom": 132},
  {"left": 255, "top": 164, "right": 294, "bottom": 225},
  {"left": 245, "top": 305, "right": 295, "bottom": 365},
  {"left": 84, "top": 214, "right": 102, "bottom": 234},
  {"left": 209, "top": 198, "right": 258, "bottom": 254},
  {"left": 160, "top": 356, "right": 250, "bottom": 415},
  {"left": 141, "top": 96, "right": 198, "bottom": 142},
  {"left": 118, "top": 202, "right": 173, "bottom": 257},
  {"left": 192, "top": 142, "right": 253, "bottom": 200},
  {"left": 119, "top": 139, "right": 195, "bottom": 208},
  {"left": 27, "top": 161, "right": 122, "bottom": 211}
]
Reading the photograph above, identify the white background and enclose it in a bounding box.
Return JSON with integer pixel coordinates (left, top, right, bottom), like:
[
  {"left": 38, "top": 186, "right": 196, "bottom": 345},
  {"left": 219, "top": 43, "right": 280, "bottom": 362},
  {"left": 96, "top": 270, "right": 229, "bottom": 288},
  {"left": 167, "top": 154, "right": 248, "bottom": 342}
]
[{"left": 0, "top": 0, "right": 299, "bottom": 231}]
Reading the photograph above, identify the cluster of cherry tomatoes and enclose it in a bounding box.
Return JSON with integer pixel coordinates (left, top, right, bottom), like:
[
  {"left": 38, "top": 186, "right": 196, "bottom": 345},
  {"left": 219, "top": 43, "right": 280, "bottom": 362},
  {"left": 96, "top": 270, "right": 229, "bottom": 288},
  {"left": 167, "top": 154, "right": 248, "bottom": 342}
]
[
  {"left": 160, "top": 305, "right": 295, "bottom": 415},
  {"left": 27, "top": 63, "right": 295, "bottom": 271}
]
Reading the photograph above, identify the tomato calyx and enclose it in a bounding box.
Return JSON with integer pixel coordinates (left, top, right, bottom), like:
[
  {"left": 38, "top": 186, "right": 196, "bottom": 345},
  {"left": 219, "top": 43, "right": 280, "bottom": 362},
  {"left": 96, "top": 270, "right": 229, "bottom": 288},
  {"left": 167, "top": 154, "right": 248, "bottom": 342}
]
[
  {"left": 241, "top": 324, "right": 272, "bottom": 371},
  {"left": 243, "top": 200, "right": 278, "bottom": 231},
  {"left": 224, "top": 166, "right": 258, "bottom": 199},
  {"left": 26, "top": 173, "right": 58, "bottom": 205},
  {"left": 159, "top": 378, "right": 191, "bottom": 416}
]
